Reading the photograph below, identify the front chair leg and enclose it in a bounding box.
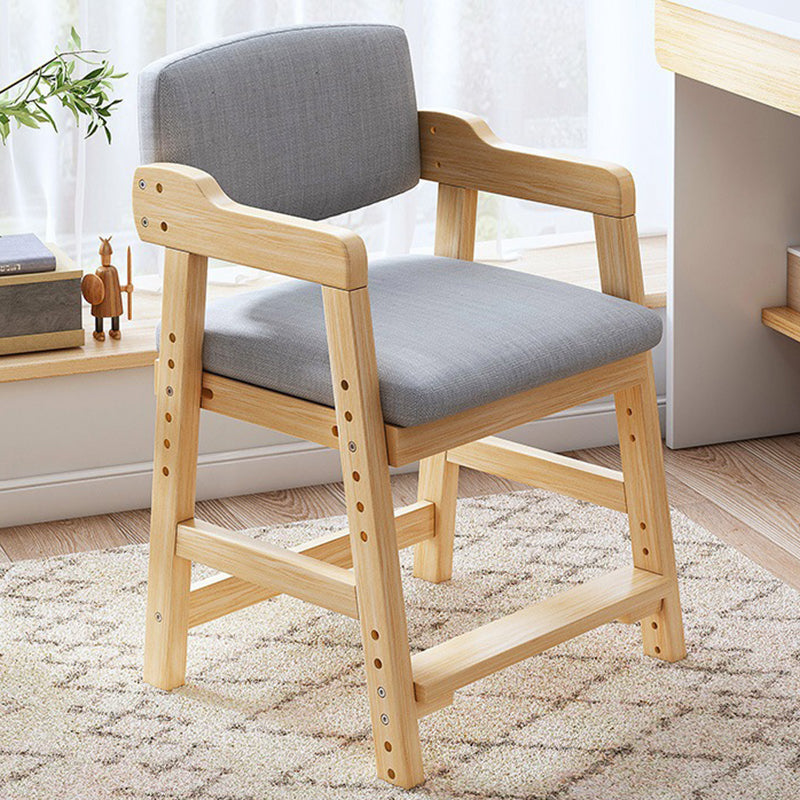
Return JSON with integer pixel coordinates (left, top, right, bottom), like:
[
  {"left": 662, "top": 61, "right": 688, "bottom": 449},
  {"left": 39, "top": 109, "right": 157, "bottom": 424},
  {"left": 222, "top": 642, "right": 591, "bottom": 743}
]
[
  {"left": 324, "top": 286, "right": 424, "bottom": 788},
  {"left": 414, "top": 452, "right": 459, "bottom": 582},
  {"left": 615, "top": 356, "right": 686, "bottom": 662},
  {"left": 144, "top": 250, "right": 208, "bottom": 690}
]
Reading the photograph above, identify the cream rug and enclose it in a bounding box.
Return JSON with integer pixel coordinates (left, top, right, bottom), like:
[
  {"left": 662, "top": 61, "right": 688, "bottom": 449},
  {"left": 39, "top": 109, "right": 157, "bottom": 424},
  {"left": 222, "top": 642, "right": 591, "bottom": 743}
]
[{"left": 2, "top": 489, "right": 800, "bottom": 800}]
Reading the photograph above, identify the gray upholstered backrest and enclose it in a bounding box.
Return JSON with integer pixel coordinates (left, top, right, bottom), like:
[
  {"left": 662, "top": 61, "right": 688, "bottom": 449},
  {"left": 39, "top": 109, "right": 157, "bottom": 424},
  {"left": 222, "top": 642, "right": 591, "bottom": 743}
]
[{"left": 138, "top": 24, "right": 420, "bottom": 220}]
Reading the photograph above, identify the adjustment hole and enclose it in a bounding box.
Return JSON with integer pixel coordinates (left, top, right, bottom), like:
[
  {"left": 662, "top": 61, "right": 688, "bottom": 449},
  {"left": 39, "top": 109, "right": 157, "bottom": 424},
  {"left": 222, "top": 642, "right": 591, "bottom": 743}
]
[
  {"left": 387, "top": 769, "right": 396, "bottom": 780},
  {"left": 651, "top": 621, "right": 658, "bottom": 630},
  {"left": 630, "top": 434, "right": 636, "bottom": 442},
  {"left": 435, "top": 160, "right": 442, "bottom": 168},
  {"left": 640, "top": 521, "right": 647, "bottom": 530},
  {"left": 626, "top": 407, "right": 633, "bottom": 416},
  {"left": 371, "top": 630, "right": 379, "bottom": 640},
  {"left": 160, "top": 221, "right": 168, "bottom": 232},
  {"left": 162, "top": 466, "right": 169, "bottom": 476},
  {"left": 429, "top": 125, "right": 436, "bottom": 134},
  {"left": 156, "top": 182, "right": 163, "bottom": 193},
  {"left": 344, "top": 411, "right": 353, "bottom": 422},
  {"left": 384, "top": 741, "right": 392, "bottom": 752},
  {"left": 168, "top": 332, "right": 176, "bottom": 343},
  {"left": 360, "top": 531, "right": 368, "bottom": 542},
  {"left": 341, "top": 380, "right": 349, "bottom": 390},
  {"left": 356, "top": 502, "right": 365, "bottom": 512},
  {"left": 167, "top": 359, "right": 174, "bottom": 369},
  {"left": 163, "top": 439, "right": 170, "bottom": 449},
  {"left": 201, "top": 387, "right": 214, "bottom": 400},
  {"left": 352, "top": 471, "right": 360, "bottom": 482},
  {"left": 374, "top": 658, "right": 382, "bottom": 669},
  {"left": 654, "top": 645, "right": 661, "bottom": 654},
  {"left": 165, "top": 412, "right": 172, "bottom": 423},
  {"left": 332, "top": 425, "right": 339, "bottom": 438},
  {"left": 642, "top": 547, "right": 649, "bottom": 556}
]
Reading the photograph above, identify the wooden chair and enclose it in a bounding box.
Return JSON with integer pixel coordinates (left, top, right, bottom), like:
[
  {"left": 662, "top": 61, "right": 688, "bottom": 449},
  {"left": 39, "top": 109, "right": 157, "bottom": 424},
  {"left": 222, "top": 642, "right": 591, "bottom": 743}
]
[{"left": 134, "top": 24, "right": 685, "bottom": 788}]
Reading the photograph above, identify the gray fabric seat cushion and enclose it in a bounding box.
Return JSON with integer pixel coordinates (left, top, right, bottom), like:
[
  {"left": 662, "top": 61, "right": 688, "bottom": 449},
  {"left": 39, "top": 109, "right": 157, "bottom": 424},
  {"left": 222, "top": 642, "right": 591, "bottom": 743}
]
[
  {"left": 138, "top": 24, "right": 420, "bottom": 220},
  {"left": 198, "top": 256, "right": 662, "bottom": 428}
]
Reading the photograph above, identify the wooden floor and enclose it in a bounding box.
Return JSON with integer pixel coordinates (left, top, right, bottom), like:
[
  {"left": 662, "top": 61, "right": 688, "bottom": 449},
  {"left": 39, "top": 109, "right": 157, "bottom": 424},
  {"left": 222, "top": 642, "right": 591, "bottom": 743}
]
[{"left": 2, "top": 434, "right": 799, "bottom": 590}]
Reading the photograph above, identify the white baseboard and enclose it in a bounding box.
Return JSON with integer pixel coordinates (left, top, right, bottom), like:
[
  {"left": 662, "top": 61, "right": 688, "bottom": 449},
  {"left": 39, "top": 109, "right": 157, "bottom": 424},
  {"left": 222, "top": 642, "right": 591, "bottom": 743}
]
[{"left": 0, "top": 396, "right": 665, "bottom": 528}]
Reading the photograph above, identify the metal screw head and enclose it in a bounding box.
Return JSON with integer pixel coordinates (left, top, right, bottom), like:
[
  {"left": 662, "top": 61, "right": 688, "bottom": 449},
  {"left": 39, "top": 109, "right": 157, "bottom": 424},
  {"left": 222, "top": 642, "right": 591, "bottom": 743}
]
[
  {"left": 380, "top": 713, "right": 389, "bottom": 725},
  {"left": 348, "top": 441, "right": 357, "bottom": 452},
  {"left": 141, "top": 217, "right": 149, "bottom": 227},
  {"left": 154, "top": 612, "right": 162, "bottom": 622},
  {"left": 138, "top": 179, "right": 147, "bottom": 190},
  {"left": 166, "top": 386, "right": 174, "bottom": 397},
  {"left": 377, "top": 686, "right": 386, "bottom": 698}
]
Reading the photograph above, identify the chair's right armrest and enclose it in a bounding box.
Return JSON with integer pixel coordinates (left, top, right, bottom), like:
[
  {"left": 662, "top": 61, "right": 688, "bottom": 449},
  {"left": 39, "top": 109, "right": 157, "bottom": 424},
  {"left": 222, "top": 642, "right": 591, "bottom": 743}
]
[
  {"left": 419, "top": 109, "right": 635, "bottom": 218},
  {"left": 132, "top": 163, "right": 368, "bottom": 290}
]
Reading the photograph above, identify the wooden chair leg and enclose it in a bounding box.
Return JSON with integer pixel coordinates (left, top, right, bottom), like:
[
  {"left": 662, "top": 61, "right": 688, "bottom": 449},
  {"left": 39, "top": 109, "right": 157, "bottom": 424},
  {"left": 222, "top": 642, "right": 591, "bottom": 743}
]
[
  {"left": 615, "top": 356, "right": 686, "bottom": 662},
  {"left": 144, "top": 250, "right": 208, "bottom": 690},
  {"left": 323, "top": 286, "right": 424, "bottom": 788},
  {"left": 413, "top": 453, "right": 459, "bottom": 583}
]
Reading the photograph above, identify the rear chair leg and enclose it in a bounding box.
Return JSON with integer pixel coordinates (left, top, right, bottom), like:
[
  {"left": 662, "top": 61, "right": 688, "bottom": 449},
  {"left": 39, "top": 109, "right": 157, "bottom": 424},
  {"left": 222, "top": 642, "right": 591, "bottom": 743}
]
[
  {"left": 414, "top": 453, "right": 459, "bottom": 583},
  {"left": 324, "top": 286, "right": 424, "bottom": 788},
  {"left": 615, "top": 356, "right": 686, "bottom": 661},
  {"left": 144, "top": 250, "right": 208, "bottom": 689}
]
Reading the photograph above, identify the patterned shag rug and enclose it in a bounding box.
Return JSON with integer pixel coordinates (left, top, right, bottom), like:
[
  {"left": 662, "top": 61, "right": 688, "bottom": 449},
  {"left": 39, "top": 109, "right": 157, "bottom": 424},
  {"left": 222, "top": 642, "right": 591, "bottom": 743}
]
[{"left": 2, "top": 489, "right": 800, "bottom": 800}]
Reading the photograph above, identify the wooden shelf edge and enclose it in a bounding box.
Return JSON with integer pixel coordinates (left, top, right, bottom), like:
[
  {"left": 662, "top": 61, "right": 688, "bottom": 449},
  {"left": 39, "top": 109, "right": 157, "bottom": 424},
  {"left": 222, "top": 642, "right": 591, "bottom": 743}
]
[
  {"left": 762, "top": 306, "right": 800, "bottom": 343},
  {"left": 0, "top": 325, "right": 157, "bottom": 383}
]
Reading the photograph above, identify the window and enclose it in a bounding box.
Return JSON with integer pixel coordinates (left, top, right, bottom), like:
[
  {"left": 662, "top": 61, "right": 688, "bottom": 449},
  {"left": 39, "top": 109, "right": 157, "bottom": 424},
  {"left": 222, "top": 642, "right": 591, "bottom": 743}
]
[{"left": 0, "top": 0, "right": 669, "bottom": 324}]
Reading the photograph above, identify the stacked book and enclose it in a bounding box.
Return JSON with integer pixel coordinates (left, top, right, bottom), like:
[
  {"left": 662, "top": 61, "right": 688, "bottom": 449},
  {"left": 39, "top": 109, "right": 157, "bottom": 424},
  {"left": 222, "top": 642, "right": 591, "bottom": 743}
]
[{"left": 0, "top": 233, "right": 84, "bottom": 355}]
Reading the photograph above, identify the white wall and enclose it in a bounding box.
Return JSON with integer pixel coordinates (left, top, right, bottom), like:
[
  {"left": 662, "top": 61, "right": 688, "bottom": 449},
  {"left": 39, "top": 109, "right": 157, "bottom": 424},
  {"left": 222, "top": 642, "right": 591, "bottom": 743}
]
[{"left": 0, "top": 310, "right": 666, "bottom": 527}]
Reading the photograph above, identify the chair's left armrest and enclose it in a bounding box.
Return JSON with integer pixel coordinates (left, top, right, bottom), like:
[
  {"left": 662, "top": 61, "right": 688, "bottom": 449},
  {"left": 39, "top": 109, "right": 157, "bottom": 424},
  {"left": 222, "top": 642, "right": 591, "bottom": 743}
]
[
  {"left": 132, "top": 163, "right": 368, "bottom": 290},
  {"left": 419, "top": 109, "right": 635, "bottom": 218}
]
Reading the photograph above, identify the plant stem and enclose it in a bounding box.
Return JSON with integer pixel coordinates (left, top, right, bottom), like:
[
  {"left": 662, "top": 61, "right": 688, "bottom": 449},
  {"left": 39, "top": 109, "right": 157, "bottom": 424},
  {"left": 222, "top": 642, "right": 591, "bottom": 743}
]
[{"left": 0, "top": 50, "right": 104, "bottom": 96}]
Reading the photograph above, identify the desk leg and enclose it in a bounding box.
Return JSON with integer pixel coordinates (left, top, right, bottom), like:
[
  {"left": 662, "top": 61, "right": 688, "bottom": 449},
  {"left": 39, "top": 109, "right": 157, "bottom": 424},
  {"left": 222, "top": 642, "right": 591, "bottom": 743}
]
[{"left": 668, "top": 75, "right": 800, "bottom": 448}]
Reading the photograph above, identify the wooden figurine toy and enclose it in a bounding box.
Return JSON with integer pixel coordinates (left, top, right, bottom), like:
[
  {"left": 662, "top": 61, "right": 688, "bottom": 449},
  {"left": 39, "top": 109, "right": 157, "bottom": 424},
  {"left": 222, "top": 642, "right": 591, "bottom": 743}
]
[{"left": 81, "top": 236, "right": 134, "bottom": 340}]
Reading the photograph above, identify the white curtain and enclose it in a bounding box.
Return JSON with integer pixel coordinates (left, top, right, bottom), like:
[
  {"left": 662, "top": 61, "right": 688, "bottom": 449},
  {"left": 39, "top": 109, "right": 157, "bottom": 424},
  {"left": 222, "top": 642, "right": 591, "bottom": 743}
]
[{"left": 0, "top": 0, "right": 669, "bottom": 283}]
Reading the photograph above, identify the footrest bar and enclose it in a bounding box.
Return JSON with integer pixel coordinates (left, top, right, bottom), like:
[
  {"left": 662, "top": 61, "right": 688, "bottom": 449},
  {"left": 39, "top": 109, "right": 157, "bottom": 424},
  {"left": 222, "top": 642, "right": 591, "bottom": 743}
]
[{"left": 412, "top": 566, "right": 670, "bottom": 704}]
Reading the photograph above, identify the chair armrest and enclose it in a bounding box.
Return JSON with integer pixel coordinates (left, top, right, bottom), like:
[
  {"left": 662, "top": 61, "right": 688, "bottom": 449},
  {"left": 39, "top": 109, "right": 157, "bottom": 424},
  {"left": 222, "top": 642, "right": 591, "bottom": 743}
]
[
  {"left": 132, "top": 163, "right": 368, "bottom": 290},
  {"left": 419, "top": 109, "right": 635, "bottom": 218}
]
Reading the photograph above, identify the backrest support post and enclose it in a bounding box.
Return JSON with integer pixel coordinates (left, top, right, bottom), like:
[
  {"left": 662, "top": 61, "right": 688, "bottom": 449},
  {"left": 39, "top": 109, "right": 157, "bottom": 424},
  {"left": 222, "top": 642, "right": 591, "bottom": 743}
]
[
  {"left": 593, "top": 213, "right": 646, "bottom": 305},
  {"left": 434, "top": 184, "right": 478, "bottom": 260}
]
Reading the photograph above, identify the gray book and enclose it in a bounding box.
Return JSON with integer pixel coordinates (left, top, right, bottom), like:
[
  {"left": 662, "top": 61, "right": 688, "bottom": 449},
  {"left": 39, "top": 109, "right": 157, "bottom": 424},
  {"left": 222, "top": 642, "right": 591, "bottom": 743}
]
[{"left": 0, "top": 233, "right": 57, "bottom": 276}]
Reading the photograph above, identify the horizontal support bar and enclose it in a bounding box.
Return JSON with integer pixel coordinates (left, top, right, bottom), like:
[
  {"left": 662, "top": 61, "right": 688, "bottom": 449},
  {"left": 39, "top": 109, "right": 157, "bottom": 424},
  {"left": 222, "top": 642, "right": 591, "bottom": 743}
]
[
  {"left": 386, "top": 353, "right": 648, "bottom": 466},
  {"left": 200, "top": 372, "right": 339, "bottom": 450},
  {"left": 188, "top": 500, "right": 434, "bottom": 627},
  {"left": 447, "top": 436, "right": 627, "bottom": 512},
  {"left": 199, "top": 355, "right": 646, "bottom": 470},
  {"left": 412, "top": 566, "right": 671, "bottom": 704},
  {"left": 177, "top": 518, "right": 359, "bottom": 619}
]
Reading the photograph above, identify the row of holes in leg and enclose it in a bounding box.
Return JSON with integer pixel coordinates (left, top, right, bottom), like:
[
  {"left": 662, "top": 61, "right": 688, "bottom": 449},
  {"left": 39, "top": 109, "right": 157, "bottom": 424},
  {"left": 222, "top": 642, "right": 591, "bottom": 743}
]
[
  {"left": 161, "top": 332, "right": 177, "bottom": 477},
  {"left": 340, "top": 379, "right": 396, "bottom": 780},
  {"left": 626, "top": 406, "right": 651, "bottom": 560},
  {"left": 627, "top": 404, "right": 663, "bottom": 655}
]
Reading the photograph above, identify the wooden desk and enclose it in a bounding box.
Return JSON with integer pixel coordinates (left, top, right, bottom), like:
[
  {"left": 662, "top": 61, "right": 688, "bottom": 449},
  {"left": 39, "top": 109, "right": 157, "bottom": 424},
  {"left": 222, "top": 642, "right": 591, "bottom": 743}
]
[{"left": 657, "top": 0, "right": 800, "bottom": 447}]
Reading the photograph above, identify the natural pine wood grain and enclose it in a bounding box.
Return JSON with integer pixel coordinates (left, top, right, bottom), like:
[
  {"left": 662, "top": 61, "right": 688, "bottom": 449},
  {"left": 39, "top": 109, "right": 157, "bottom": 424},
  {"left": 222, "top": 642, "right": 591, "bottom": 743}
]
[{"left": 144, "top": 249, "right": 208, "bottom": 691}]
